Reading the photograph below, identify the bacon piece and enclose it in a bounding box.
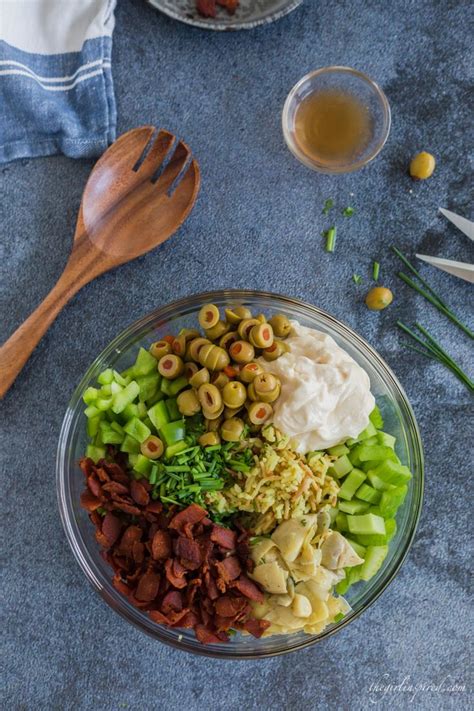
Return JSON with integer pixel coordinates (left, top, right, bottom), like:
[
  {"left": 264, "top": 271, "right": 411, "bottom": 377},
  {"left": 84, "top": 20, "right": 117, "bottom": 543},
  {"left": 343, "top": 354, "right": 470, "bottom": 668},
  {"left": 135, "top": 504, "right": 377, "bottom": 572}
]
[
  {"left": 94, "top": 467, "right": 111, "bottom": 483},
  {"left": 178, "top": 611, "right": 200, "bottom": 628},
  {"left": 146, "top": 501, "right": 163, "bottom": 514},
  {"left": 112, "top": 500, "right": 141, "bottom": 516},
  {"left": 80, "top": 490, "right": 101, "bottom": 512},
  {"left": 210, "top": 525, "right": 236, "bottom": 550},
  {"left": 214, "top": 556, "right": 241, "bottom": 583},
  {"left": 242, "top": 617, "right": 271, "bottom": 638},
  {"left": 196, "top": 0, "right": 216, "bottom": 18},
  {"left": 112, "top": 575, "right": 132, "bottom": 596},
  {"left": 231, "top": 576, "right": 264, "bottom": 602},
  {"left": 215, "top": 595, "right": 247, "bottom": 618},
  {"left": 102, "top": 481, "right": 129, "bottom": 496},
  {"left": 194, "top": 625, "right": 224, "bottom": 644},
  {"left": 89, "top": 510, "right": 102, "bottom": 528},
  {"left": 87, "top": 475, "right": 103, "bottom": 499},
  {"left": 101, "top": 513, "right": 122, "bottom": 547},
  {"left": 217, "top": 0, "right": 238, "bottom": 13},
  {"left": 135, "top": 571, "right": 161, "bottom": 602},
  {"left": 118, "top": 525, "right": 142, "bottom": 558},
  {"left": 165, "top": 559, "right": 187, "bottom": 589},
  {"left": 151, "top": 530, "right": 172, "bottom": 560},
  {"left": 169, "top": 504, "right": 207, "bottom": 534},
  {"left": 149, "top": 609, "right": 170, "bottom": 625},
  {"left": 103, "top": 461, "right": 129, "bottom": 484},
  {"left": 130, "top": 479, "right": 150, "bottom": 506},
  {"left": 168, "top": 608, "right": 192, "bottom": 626},
  {"left": 132, "top": 541, "right": 145, "bottom": 564},
  {"left": 174, "top": 537, "right": 202, "bottom": 570},
  {"left": 161, "top": 590, "right": 183, "bottom": 614},
  {"left": 203, "top": 571, "right": 219, "bottom": 600}
]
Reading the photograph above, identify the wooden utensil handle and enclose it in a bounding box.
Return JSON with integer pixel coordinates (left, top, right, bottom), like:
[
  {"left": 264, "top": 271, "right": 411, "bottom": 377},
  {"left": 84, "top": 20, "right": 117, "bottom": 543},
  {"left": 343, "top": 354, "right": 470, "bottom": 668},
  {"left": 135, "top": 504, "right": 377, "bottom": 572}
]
[{"left": 0, "top": 267, "right": 84, "bottom": 398}]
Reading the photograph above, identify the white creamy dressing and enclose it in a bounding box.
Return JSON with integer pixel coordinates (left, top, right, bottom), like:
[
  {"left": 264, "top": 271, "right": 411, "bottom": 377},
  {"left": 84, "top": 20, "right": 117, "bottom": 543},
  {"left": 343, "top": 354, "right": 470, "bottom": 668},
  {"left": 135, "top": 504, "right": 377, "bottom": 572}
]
[{"left": 258, "top": 321, "right": 375, "bottom": 452}]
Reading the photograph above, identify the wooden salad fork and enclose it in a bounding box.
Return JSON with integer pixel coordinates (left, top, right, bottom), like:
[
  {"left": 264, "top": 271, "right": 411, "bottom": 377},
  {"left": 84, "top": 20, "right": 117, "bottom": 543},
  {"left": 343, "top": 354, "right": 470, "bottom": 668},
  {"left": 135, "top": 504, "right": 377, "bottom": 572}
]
[{"left": 0, "top": 126, "right": 200, "bottom": 398}]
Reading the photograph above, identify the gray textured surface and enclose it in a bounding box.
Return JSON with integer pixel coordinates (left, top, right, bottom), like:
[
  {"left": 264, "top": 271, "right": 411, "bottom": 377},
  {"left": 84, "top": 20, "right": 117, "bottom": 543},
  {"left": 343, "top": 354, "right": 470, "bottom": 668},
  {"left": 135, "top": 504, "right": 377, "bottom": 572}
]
[{"left": 1, "top": 0, "right": 473, "bottom": 709}]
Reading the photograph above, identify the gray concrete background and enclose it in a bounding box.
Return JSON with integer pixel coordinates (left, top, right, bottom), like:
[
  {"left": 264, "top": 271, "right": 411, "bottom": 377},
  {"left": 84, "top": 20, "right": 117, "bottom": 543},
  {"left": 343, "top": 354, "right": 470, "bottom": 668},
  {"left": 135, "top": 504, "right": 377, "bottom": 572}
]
[{"left": 1, "top": 0, "right": 473, "bottom": 709}]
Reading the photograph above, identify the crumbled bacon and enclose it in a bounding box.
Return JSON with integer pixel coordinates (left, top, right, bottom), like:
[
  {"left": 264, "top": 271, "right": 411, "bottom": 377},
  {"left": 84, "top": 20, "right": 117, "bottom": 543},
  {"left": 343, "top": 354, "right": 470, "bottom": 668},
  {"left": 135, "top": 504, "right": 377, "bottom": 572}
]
[
  {"left": 196, "top": 0, "right": 239, "bottom": 18},
  {"left": 80, "top": 456, "right": 267, "bottom": 644}
]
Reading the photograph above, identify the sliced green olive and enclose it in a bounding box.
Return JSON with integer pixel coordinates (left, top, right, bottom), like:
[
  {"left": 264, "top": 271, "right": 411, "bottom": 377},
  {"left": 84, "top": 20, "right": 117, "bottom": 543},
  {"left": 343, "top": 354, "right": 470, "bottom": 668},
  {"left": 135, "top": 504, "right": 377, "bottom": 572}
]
[
  {"left": 187, "top": 337, "right": 211, "bottom": 362},
  {"left": 198, "top": 383, "right": 223, "bottom": 413},
  {"left": 249, "top": 323, "right": 274, "bottom": 349},
  {"left": 269, "top": 314, "right": 292, "bottom": 338},
  {"left": 238, "top": 318, "right": 260, "bottom": 340},
  {"left": 149, "top": 340, "right": 172, "bottom": 360},
  {"left": 202, "top": 403, "right": 225, "bottom": 421},
  {"left": 221, "top": 417, "right": 245, "bottom": 442},
  {"left": 225, "top": 305, "right": 252, "bottom": 324},
  {"left": 205, "top": 320, "right": 230, "bottom": 341},
  {"left": 248, "top": 402, "right": 273, "bottom": 425},
  {"left": 178, "top": 328, "right": 200, "bottom": 342},
  {"left": 172, "top": 334, "right": 187, "bottom": 357},
  {"left": 158, "top": 354, "right": 184, "bottom": 380},
  {"left": 222, "top": 380, "right": 247, "bottom": 409},
  {"left": 239, "top": 362, "right": 264, "bottom": 383},
  {"left": 198, "top": 303, "right": 220, "bottom": 329},
  {"left": 229, "top": 340, "right": 255, "bottom": 364},
  {"left": 198, "top": 344, "right": 230, "bottom": 371},
  {"left": 247, "top": 382, "right": 258, "bottom": 402},
  {"left": 184, "top": 362, "right": 199, "bottom": 380},
  {"left": 206, "top": 414, "right": 223, "bottom": 431},
  {"left": 189, "top": 367, "right": 210, "bottom": 388},
  {"left": 140, "top": 435, "right": 164, "bottom": 459},
  {"left": 210, "top": 371, "right": 230, "bottom": 389},
  {"left": 177, "top": 389, "right": 201, "bottom": 416},
  {"left": 224, "top": 406, "right": 243, "bottom": 419},
  {"left": 262, "top": 341, "right": 285, "bottom": 361},
  {"left": 253, "top": 373, "right": 278, "bottom": 394},
  {"left": 256, "top": 313, "right": 267, "bottom": 323},
  {"left": 199, "top": 431, "right": 221, "bottom": 447},
  {"left": 219, "top": 331, "right": 239, "bottom": 351}
]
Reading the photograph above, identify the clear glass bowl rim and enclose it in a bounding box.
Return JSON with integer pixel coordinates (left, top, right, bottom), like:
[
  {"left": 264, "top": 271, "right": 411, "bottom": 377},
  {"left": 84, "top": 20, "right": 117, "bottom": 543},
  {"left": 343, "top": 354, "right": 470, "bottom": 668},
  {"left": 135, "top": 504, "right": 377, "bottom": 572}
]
[
  {"left": 57, "top": 289, "right": 423, "bottom": 659},
  {"left": 282, "top": 65, "right": 392, "bottom": 174}
]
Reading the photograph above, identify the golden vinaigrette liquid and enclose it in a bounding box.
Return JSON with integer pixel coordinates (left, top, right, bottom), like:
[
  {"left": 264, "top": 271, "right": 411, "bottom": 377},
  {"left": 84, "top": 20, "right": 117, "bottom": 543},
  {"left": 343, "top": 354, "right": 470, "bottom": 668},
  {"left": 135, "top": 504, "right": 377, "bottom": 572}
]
[{"left": 294, "top": 89, "right": 372, "bottom": 165}]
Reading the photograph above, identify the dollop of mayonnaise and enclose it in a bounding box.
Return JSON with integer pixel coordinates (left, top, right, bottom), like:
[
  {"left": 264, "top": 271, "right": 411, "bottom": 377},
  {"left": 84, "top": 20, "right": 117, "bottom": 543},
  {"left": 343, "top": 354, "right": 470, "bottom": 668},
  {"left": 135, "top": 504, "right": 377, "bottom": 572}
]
[{"left": 258, "top": 321, "right": 375, "bottom": 452}]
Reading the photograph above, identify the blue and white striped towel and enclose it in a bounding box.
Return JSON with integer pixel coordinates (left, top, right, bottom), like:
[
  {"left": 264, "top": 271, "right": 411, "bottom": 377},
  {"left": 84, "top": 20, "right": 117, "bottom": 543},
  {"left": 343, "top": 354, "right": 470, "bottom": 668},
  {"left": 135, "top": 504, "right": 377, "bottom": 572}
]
[{"left": 0, "top": 0, "right": 117, "bottom": 163}]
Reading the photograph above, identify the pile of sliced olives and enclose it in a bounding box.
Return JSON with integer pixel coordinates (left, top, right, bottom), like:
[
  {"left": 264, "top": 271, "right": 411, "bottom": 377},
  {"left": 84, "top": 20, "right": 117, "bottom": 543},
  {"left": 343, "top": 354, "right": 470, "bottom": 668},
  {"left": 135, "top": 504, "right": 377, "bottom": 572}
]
[{"left": 149, "top": 303, "right": 292, "bottom": 444}]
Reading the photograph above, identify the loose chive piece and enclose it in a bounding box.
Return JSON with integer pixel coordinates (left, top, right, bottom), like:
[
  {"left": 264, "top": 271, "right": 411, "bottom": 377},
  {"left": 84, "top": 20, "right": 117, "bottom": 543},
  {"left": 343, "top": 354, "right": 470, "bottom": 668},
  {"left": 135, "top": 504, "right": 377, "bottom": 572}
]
[
  {"left": 325, "top": 226, "right": 337, "bottom": 252},
  {"left": 322, "top": 198, "right": 334, "bottom": 215},
  {"left": 373, "top": 261, "right": 380, "bottom": 281},
  {"left": 342, "top": 206, "right": 355, "bottom": 217},
  {"left": 352, "top": 274, "right": 363, "bottom": 285}
]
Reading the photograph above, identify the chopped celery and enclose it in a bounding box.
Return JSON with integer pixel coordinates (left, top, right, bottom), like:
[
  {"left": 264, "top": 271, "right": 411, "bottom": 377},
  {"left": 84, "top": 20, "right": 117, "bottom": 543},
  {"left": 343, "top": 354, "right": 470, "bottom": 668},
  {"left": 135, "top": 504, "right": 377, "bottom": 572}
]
[
  {"left": 361, "top": 435, "right": 379, "bottom": 446},
  {"left": 147, "top": 400, "right": 170, "bottom": 430},
  {"left": 335, "top": 512, "right": 349, "bottom": 531},
  {"left": 165, "top": 441, "right": 188, "bottom": 459},
  {"left": 160, "top": 420, "right": 186, "bottom": 446},
  {"left": 367, "top": 471, "right": 394, "bottom": 491},
  {"left": 111, "top": 421, "right": 124, "bottom": 435},
  {"left": 369, "top": 405, "right": 384, "bottom": 429},
  {"left": 347, "top": 513, "right": 386, "bottom": 536},
  {"left": 124, "top": 417, "right": 151, "bottom": 443},
  {"left": 360, "top": 545, "right": 388, "bottom": 581},
  {"left": 160, "top": 378, "right": 174, "bottom": 397},
  {"left": 121, "top": 403, "right": 139, "bottom": 421},
  {"left": 357, "top": 444, "right": 398, "bottom": 463},
  {"left": 165, "top": 398, "right": 181, "bottom": 421},
  {"left": 99, "top": 421, "right": 124, "bottom": 444},
  {"left": 377, "top": 431, "right": 396, "bottom": 449},
  {"left": 99, "top": 384, "right": 112, "bottom": 396},
  {"left": 98, "top": 368, "right": 114, "bottom": 385},
  {"left": 121, "top": 367, "right": 136, "bottom": 380},
  {"left": 335, "top": 564, "right": 363, "bottom": 594},
  {"left": 339, "top": 500, "right": 370, "bottom": 515},
  {"left": 96, "top": 397, "right": 113, "bottom": 411},
  {"left": 137, "top": 401, "right": 147, "bottom": 419},
  {"left": 83, "top": 387, "right": 99, "bottom": 405},
  {"left": 128, "top": 453, "right": 139, "bottom": 467},
  {"left": 166, "top": 376, "right": 189, "bottom": 397},
  {"left": 327, "top": 443, "right": 349, "bottom": 457},
  {"left": 338, "top": 469, "right": 366, "bottom": 500},
  {"left": 371, "top": 460, "right": 412, "bottom": 486},
  {"left": 113, "top": 370, "right": 129, "bottom": 387},
  {"left": 146, "top": 389, "right": 165, "bottom": 407},
  {"left": 87, "top": 415, "right": 102, "bottom": 438},
  {"left": 84, "top": 404, "right": 100, "bottom": 419},
  {"left": 86, "top": 444, "right": 106, "bottom": 463},
  {"left": 385, "top": 518, "right": 397, "bottom": 541},
  {"left": 133, "top": 454, "right": 153, "bottom": 475},
  {"left": 357, "top": 421, "right": 378, "bottom": 440},
  {"left": 361, "top": 459, "right": 382, "bottom": 473},
  {"left": 328, "top": 454, "right": 353, "bottom": 479},
  {"left": 344, "top": 538, "right": 366, "bottom": 559},
  {"left": 328, "top": 506, "right": 339, "bottom": 524},
  {"left": 133, "top": 347, "right": 157, "bottom": 376},
  {"left": 120, "top": 434, "right": 140, "bottom": 454},
  {"left": 355, "top": 518, "right": 396, "bottom": 546},
  {"left": 379, "top": 485, "right": 408, "bottom": 518},
  {"left": 111, "top": 381, "right": 140, "bottom": 414},
  {"left": 136, "top": 372, "right": 161, "bottom": 402},
  {"left": 110, "top": 381, "right": 123, "bottom": 395},
  {"left": 356, "top": 483, "right": 381, "bottom": 504}
]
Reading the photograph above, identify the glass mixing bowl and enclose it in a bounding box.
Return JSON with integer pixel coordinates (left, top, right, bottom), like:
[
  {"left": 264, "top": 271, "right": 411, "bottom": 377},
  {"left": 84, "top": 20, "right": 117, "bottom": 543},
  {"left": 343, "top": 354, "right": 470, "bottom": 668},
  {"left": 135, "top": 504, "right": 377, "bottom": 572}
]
[{"left": 57, "top": 291, "right": 423, "bottom": 659}]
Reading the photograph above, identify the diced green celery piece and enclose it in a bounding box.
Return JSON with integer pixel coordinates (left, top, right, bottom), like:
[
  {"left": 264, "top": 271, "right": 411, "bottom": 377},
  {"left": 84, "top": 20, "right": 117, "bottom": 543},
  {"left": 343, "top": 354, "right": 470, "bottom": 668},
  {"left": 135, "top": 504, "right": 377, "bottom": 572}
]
[
  {"left": 345, "top": 437, "right": 358, "bottom": 447},
  {"left": 363, "top": 435, "right": 380, "bottom": 446},
  {"left": 160, "top": 419, "right": 186, "bottom": 446},
  {"left": 335, "top": 564, "right": 363, "bottom": 595},
  {"left": 348, "top": 444, "right": 363, "bottom": 466},
  {"left": 347, "top": 513, "right": 386, "bottom": 537},
  {"left": 124, "top": 417, "right": 151, "bottom": 443},
  {"left": 361, "top": 459, "right": 381, "bottom": 473},
  {"left": 86, "top": 444, "right": 106, "bottom": 463},
  {"left": 367, "top": 471, "right": 394, "bottom": 491},
  {"left": 133, "top": 454, "right": 153, "bottom": 475},
  {"left": 369, "top": 405, "right": 384, "bottom": 429},
  {"left": 94, "top": 428, "right": 104, "bottom": 446},
  {"left": 327, "top": 443, "right": 349, "bottom": 457},
  {"left": 356, "top": 483, "right": 381, "bottom": 504},
  {"left": 328, "top": 455, "right": 353, "bottom": 479},
  {"left": 84, "top": 404, "right": 100, "bottom": 419},
  {"left": 146, "top": 390, "right": 165, "bottom": 407},
  {"left": 335, "top": 576, "right": 350, "bottom": 595},
  {"left": 83, "top": 387, "right": 99, "bottom": 405},
  {"left": 96, "top": 396, "right": 113, "bottom": 411},
  {"left": 377, "top": 431, "right": 396, "bottom": 449},
  {"left": 165, "top": 440, "right": 188, "bottom": 459},
  {"left": 136, "top": 372, "right": 161, "bottom": 402},
  {"left": 166, "top": 376, "right": 189, "bottom": 397},
  {"left": 385, "top": 518, "right": 397, "bottom": 541},
  {"left": 339, "top": 500, "right": 370, "bottom": 515},
  {"left": 333, "top": 612, "right": 345, "bottom": 623},
  {"left": 111, "top": 421, "right": 124, "bottom": 435},
  {"left": 160, "top": 377, "right": 174, "bottom": 397},
  {"left": 358, "top": 444, "right": 398, "bottom": 463},
  {"left": 137, "top": 401, "right": 147, "bottom": 418},
  {"left": 372, "top": 460, "right": 412, "bottom": 486},
  {"left": 120, "top": 434, "right": 140, "bottom": 454},
  {"left": 110, "top": 381, "right": 123, "bottom": 395},
  {"left": 338, "top": 469, "right": 366, "bottom": 500},
  {"left": 99, "top": 421, "right": 123, "bottom": 444},
  {"left": 165, "top": 397, "right": 180, "bottom": 421},
  {"left": 98, "top": 368, "right": 114, "bottom": 385},
  {"left": 134, "top": 347, "right": 158, "bottom": 376},
  {"left": 122, "top": 403, "right": 139, "bottom": 420},
  {"left": 354, "top": 518, "right": 396, "bottom": 546},
  {"left": 379, "top": 485, "right": 408, "bottom": 518},
  {"left": 143, "top": 417, "right": 154, "bottom": 431},
  {"left": 147, "top": 400, "right": 170, "bottom": 430},
  {"left": 360, "top": 546, "right": 388, "bottom": 581},
  {"left": 113, "top": 370, "right": 129, "bottom": 387},
  {"left": 99, "top": 384, "right": 112, "bottom": 396},
  {"left": 111, "top": 381, "right": 140, "bottom": 414},
  {"left": 335, "top": 512, "right": 349, "bottom": 532},
  {"left": 121, "top": 367, "right": 136, "bottom": 380},
  {"left": 328, "top": 506, "right": 338, "bottom": 524},
  {"left": 87, "top": 415, "right": 102, "bottom": 438},
  {"left": 128, "top": 453, "right": 139, "bottom": 467},
  {"left": 344, "top": 537, "right": 367, "bottom": 559},
  {"left": 357, "top": 421, "right": 378, "bottom": 440}
]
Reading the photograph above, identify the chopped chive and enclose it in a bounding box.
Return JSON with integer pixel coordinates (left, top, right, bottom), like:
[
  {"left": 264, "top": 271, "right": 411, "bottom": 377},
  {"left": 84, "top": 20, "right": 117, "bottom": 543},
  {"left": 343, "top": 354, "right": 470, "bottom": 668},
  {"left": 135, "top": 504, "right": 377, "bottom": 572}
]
[
  {"left": 373, "top": 261, "right": 380, "bottom": 281},
  {"left": 325, "top": 226, "right": 337, "bottom": 253},
  {"left": 322, "top": 198, "right": 334, "bottom": 215},
  {"left": 342, "top": 206, "right": 354, "bottom": 217},
  {"left": 352, "top": 274, "right": 363, "bottom": 285}
]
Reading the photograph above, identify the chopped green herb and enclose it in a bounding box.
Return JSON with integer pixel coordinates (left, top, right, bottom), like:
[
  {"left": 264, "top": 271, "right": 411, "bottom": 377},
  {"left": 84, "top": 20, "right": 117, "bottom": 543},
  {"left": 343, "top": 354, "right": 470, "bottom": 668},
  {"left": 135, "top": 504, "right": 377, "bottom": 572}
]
[
  {"left": 324, "top": 226, "right": 337, "bottom": 252},
  {"left": 322, "top": 198, "right": 334, "bottom": 215},
  {"left": 373, "top": 261, "right": 380, "bottom": 281},
  {"left": 342, "top": 206, "right": 355, "bottom": 217},
  {"left": 352, "top": 274, "right": 363, "bottom": 285}
]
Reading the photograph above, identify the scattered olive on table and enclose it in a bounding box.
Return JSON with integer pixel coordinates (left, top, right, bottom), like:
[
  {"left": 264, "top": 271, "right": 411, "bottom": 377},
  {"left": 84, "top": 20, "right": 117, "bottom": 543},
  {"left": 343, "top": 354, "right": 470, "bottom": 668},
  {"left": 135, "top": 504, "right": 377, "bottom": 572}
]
[
  {"left": 409, "top": 151, "right": 436, "bottom": 180},
  {"left": 365, "top": 287, "right": 394, "bottom": 311}
]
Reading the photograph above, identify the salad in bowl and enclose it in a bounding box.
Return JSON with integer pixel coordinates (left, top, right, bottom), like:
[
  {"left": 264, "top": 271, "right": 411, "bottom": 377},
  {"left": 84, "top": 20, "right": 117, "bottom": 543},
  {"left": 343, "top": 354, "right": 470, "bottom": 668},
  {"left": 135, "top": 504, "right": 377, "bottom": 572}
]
[{"left": 57, "top": 291, "right": 423, "bottom": 657}]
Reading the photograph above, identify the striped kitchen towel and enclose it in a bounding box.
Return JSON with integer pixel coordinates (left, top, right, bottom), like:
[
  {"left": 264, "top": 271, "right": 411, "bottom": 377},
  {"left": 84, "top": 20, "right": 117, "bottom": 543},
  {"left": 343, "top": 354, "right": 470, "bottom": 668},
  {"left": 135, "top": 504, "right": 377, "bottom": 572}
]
[{"left": 0, "top": 0, "right": 117, "bottom": 163}]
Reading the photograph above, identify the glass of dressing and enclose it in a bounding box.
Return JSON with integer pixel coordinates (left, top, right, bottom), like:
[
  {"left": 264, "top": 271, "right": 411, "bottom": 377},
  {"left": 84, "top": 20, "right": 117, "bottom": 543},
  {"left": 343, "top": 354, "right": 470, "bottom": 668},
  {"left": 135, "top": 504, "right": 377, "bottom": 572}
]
[{"left": 282, "top": 66, "right": 391, "bottom": 173}]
